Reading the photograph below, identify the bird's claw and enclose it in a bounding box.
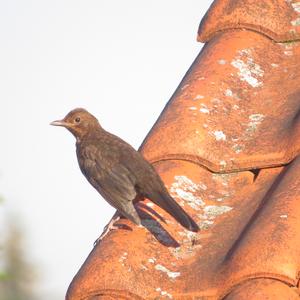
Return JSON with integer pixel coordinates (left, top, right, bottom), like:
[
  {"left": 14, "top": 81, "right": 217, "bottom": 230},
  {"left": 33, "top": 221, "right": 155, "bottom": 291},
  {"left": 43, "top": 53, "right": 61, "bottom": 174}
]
[{"left": 93, "top": 223, "right": 119, "bottom": 246}]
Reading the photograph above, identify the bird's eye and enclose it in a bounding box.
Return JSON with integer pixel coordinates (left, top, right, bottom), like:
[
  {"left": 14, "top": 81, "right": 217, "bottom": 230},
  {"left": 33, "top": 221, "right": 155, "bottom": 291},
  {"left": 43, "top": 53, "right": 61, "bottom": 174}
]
[{"left": 75, "top": 117, "right": 81, "bottom": 123}]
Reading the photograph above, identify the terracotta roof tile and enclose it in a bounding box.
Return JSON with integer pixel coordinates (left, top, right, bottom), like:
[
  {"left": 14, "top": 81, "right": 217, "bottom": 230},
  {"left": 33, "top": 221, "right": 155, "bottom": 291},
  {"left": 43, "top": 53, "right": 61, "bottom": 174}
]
[
  {"left": 66, "top": 1, "right": 300, "bottom": 299},
  {"left": 223, "top": 278, "right": 300, "bottom": 300},
  {"left": 197, "top": 0, "right": 300, "bottom": 42},
  {"left": 142, "top": 29, "right": 300, "bottom": 173}
]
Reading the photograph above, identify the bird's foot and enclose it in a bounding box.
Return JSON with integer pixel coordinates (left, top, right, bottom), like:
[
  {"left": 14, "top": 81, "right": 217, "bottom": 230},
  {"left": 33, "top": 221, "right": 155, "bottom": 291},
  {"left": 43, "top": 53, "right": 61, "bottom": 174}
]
[
  {"left": 93, "top": 223, "right": 120, "bottom": 246},
  {"left": 93, "top": 212, "right": 121, "bottom": 246}
]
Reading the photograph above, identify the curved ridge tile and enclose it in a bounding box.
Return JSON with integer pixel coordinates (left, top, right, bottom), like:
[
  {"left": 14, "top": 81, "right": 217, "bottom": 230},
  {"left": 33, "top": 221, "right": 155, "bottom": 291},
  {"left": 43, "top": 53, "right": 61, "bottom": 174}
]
[
  {"left": 223, "top": 278, "right": 300, "bottom": 300},
  {"left": 219, "top": 156, "right": 300, "bottom": 292},
  {"left": 197, "top": 0, "right": 300, "bottom": 43},
  {"left": 141, "top": 30, "right": 300, "bottom": 173}
]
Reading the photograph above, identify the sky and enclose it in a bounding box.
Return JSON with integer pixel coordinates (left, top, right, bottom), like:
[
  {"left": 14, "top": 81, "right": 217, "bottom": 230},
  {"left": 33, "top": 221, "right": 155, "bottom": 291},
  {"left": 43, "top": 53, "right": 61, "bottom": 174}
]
[{"left": 0, "top": 0, "right": 213, "bottom": 298}]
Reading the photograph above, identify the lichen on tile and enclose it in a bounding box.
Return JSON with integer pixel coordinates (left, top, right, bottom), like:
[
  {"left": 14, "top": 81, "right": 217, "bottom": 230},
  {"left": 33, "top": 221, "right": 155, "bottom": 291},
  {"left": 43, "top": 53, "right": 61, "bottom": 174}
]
[
  {"left": 155, "top": 264, "right": 181, "bottom": 279},
  {"left": 231, "top": 48, "right": 264, "bottom": 88}
]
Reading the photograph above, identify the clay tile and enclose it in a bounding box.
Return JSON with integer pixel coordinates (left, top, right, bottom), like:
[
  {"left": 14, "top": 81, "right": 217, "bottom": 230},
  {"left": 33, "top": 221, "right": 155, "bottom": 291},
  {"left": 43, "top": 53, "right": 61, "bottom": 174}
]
[
  {"left": 66, "top": 2, "right": 300, "bottom": 300},
  {"left": 142, "top": 29, "right": 300, "bottom": 173},
  {"left": 197, "top": 0, "right": 300, "bottom": 43},
  {"left": 223, "top": 278, "right": 300, "bottom": 300}
]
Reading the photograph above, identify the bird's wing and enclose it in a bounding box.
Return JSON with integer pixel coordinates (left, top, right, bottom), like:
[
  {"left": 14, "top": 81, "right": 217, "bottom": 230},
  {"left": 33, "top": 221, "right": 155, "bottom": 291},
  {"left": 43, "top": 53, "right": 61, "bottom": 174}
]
[
  {"left": 80, "top": 150, "right": 141, "bottom": 225},
  {"left": 95, "top": 162, "right": 141, "bottom": 225},
  {"left": 95, "top": 162, "right": 137, "bottom": 201}
]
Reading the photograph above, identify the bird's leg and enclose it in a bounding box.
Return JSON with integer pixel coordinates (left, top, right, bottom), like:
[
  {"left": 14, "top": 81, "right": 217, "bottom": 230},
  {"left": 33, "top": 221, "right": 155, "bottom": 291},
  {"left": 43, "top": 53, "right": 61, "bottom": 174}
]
[{"left": 94, "top": 211, "right": 121, "bottom": 246}]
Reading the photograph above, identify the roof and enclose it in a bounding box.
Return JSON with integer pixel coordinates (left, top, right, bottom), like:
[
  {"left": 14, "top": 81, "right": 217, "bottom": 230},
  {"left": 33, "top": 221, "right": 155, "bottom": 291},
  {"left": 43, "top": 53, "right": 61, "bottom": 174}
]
[{"left": 66, "top": 1, "right": 300, "bottom": 299}]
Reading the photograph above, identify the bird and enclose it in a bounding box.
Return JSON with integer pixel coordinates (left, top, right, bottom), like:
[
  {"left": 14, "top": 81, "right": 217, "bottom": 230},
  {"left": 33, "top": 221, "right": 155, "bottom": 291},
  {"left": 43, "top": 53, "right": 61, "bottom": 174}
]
[{"left": 51, "top": 108, "right": 199, "bottom": 242}]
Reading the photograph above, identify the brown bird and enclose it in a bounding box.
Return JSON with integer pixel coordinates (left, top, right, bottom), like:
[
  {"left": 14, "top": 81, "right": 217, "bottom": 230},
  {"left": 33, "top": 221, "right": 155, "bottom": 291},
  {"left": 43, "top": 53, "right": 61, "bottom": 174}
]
[{"left": 51, "top": 108, "right": 199, "bottom": 241}]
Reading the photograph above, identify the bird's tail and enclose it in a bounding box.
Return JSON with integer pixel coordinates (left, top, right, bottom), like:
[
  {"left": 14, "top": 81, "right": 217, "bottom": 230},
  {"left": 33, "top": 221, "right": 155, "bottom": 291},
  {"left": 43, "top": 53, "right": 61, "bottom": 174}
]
[{"left": 149, "top": 191, "right": 199, "bottom": 232}]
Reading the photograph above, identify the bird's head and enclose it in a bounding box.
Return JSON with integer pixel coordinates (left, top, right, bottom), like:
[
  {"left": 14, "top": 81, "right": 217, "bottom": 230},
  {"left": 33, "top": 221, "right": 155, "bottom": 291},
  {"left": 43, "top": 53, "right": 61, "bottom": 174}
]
[{"left": 50, "top": 108, "right": 101, "bottom": 140}]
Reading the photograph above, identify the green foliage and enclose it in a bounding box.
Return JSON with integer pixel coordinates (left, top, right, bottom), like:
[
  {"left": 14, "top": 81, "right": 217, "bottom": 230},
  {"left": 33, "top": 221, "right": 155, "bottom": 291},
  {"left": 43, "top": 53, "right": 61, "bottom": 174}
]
[
  {"left": 0, "top": 272, "right": 8, "bottom": 280},
  {"left": 0, "top": 214, "right": 38, "bottom": 300}
]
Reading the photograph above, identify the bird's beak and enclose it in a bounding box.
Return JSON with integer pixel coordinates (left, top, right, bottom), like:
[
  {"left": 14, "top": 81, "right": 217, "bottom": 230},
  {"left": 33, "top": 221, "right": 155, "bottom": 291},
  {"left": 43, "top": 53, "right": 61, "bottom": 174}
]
[{"left": 50, "top": 119, "right": 69, "bottom": 127}]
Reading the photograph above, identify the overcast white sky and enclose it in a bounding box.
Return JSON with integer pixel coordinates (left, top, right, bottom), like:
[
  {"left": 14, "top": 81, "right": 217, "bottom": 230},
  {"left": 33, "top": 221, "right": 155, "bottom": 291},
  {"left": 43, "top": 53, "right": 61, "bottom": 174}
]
[{"left": 0, "top": 1, "right": 213, "bottom": 299}]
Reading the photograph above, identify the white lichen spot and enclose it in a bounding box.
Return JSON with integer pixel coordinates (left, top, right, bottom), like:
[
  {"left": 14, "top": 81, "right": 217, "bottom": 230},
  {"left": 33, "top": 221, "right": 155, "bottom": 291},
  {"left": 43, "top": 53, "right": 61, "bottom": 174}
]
[
  {"left": 280, "top": 214, "right": 288, "bottom": 219},
  {"left": 174, "top": 189, "right": 205, "bottom": 210},
  {"left": 213, "top": 130, "right": 226, "bottom": 141},
  {"left": 291, "top": 17, "right": 300, "bottom": 26},
  {"left": 225, "top": 89, "right": 233, "bottom": 97},
  {"left": 292, "top": 2, "right": 300, "bottom": 13},
  {"left": 203, "top": 123, "right": 208, "bottom": 128},
  {"left": 141, "top": 264, "right": 148, "bottom": 270},
  {"left": 203, "top": 205, "right": 233, "bottom": 218},
  {"left": 198, "top": 76, "right": 205, "bottom": 80},
  {"left": 231, "top": 59, "right": 263, "bottom": 87},
  {"left": 246, "top": 122, "right": 258, "bottom": 133},
  {"left": 156, "top": 288, "right": 173, "bottom": 299},
  {"left": 221, "top": 180, "right": 229, "bottom": 187},
  {"left": 185, "top": 231, "right": 198, "bottom": 240},
  {"left": 171, "top": 176, "right": 204, "bottom": 193},
  {"left": 233, "top": 104, "right": 239, "bottom": 110},
  {"left": 231, "top": 49, "right": 264, "bottom": 88},
  {"left": 181, "top": 84, "right": 190, "bottom": 90},
  {"left": 170, "top": 176, "right": 206, "bottom": 211},
  {"left": 189, "top": 106, "right": 197, "bottom": 110},
  {"left": 148, "top": 257, "right": 157, "bottom": 264},
  {"left": 161, "top": 291, "right": 173, "bottom": 299},
  {"left": 199, "top": 183, "right": 207, "bottom": 190},
  {"left": 119, "top": 252, "right": 128, "bottom": 265},
  {"left": 198, "top": 220, "right": 214, "bottom": 230},
  {"left": 292, "top": 15, "right": 300, "bottom": 26},
  {"left": 219, "top": 160, "right": 227, "bottom": 168},
  {"left": 178, "top": 230, "right": 198, "bottom": 242},
  {"left": 284, "top": 50, "right": 293, "bottom": 56},
  {"left": 246, "top": 114, "right": 265, "bottom": 135},
  {"left": 249, "top": 114, "right": 265, "bottom": 122},
  {"left": 155, "top": 264, "right": 181, "bottom": 279},
  {"left": 239, "top": 48, "right": 252, "bottom": 56},
  {"left": 194, "top": 94, "right": 205, "bottom": 100},
  {"left": 232, "top": 144, "right": 244, "bottom": 154},
  {"left": 197, "top": 203, "right": 233, "bottom": 230},
  {"left": 271, "top": 63, "right": 279, "bottom": 68},
  {"left": 171, "top": 178, "right": 233, "bottom": 234},
  {"left": 218, "top": 59, "right": 227, "bottom": 65},
  {"left": 283, "top": 43, "right": 294, "bottom": 49},
  {"left": 200, "top": 107, "right": 210, "bottom": 114}
]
